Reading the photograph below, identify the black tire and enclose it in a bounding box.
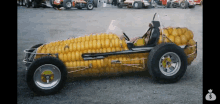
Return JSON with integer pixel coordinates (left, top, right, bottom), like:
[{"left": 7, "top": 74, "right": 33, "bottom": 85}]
[
  {"left": 147, "top": 43, "right": 187, "bottom": 83},
  {"left": 32, "top": 0, "right": 39, "bottom": 8},
  {"left": 117, "top": 2, "right": 123, "bottom": 8},
  {"left": 133, "top": 2, "right": 139, "bottom": 9},
  {"left": 93, "top": 0, "right": 98, "bottom": 7},
  {"left": 87, "top": 3, "right": 94, "bottom": 10},
  {"left": 26, "top": 56, "right": 67, "bottom": 95},
  {"left": 180, "top": 1, "right": 187, "bottom": 9},
  {"left": 63, "top": 0, "right": 72, "bottom": 9},
  {"left": 26, "top": 0, "right": 31, "bottom": 8}
]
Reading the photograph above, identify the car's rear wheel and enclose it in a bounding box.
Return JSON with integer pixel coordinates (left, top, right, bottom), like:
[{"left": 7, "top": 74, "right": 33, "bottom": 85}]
[
  {"left": 147, "top": 43, "right": 187, "bottom": 83},
  {"left": 26, "top": 56, "right": 67, "bottom": 95}
]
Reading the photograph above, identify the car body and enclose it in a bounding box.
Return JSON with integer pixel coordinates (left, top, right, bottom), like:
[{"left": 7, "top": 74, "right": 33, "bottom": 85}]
[
  {"left": 23, "top": 13, "right": 197, "bottom": 95},
  {"left": 123, "top": 0, "right": 150, "bottom": 7},
  {"left": 51, "top": 0, "right": 97, "bottom": 10},
  {"left": 118, "top": 0, "right": 155, "bottom": 8}
]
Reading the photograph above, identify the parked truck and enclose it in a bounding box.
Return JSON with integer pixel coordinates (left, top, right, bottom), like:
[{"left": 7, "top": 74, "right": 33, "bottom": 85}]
[{"left": 50, "top": 0, "right": 98, "bottom": 10}]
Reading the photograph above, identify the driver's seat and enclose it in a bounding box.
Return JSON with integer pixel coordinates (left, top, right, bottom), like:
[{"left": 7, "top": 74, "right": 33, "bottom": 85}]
[
  {"left": 145, "top": 21, "right": 160, "bottom": 47},
  {"left": 127, "top": 21, "right": 160, "bottom": 50}
]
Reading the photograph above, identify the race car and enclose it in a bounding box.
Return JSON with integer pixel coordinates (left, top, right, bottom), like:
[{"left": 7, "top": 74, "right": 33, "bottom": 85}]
[
  {"left": 23, "top": 13, "right": 197, "bottom": 95},
  {"left": 50, "top": 0, "right": 98, "bottom": 10}
]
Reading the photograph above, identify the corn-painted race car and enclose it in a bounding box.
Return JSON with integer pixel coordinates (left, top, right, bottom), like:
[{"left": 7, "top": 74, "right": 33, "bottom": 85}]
[{"left": 23, "top": 13, "right": 197, "bottom": 95}]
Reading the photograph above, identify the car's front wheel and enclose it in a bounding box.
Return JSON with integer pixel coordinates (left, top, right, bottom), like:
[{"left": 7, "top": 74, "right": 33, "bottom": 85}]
[
  {"left": 26, "top": 56, "right": 67, "bottom": 95},
  {"left": 147, "top": 43, "right": 187, "bottom": 83}
]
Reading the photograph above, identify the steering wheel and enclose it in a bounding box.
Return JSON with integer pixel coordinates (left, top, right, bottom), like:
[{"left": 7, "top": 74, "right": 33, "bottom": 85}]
[{"left": 123, "top": 32, "right": 130, "bottom": 41}]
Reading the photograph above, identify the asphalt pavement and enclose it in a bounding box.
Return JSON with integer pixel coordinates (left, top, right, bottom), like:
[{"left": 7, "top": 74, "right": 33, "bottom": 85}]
[{"left": 17, "top": 4, "right": 203, "bottom": 104}]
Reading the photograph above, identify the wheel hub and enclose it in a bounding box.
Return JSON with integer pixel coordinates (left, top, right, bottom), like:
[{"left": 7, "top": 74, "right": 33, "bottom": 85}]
[
  {"left": 181, "top": 3, "right": 185, "bottom": 7},
  {"left": 159, "top": 52, "right": 181, "bottom": 76},
  {"left": 41, "top": 70, "right": 54, "bottom": 83},
  {"left": 66, "top": 2, "right": 71, "bottom": 8},
  {"left": 162, "top": 57, "right": 172, "bottom": 68},
  {"left": 134, "top": 3, "right": 138, "bottom": 7},
  {"left": 88, "top": 4, "right": 93, "bottom": 9},
  {"left": 34, "top": 64, "right": 61, "bottom": 90}
]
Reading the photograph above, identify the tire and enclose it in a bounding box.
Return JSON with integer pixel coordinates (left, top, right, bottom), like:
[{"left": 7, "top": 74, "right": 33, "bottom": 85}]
[
  {"left": 147, "top": 43, "right": 187, "bottom": 83},
  {"left": 87, "top": 3, "right": 94, "bottom": 10},
  {"left": 93, "top": 0, "right": 98, "bottom": 7},
  {"left": 26, "top": 0, "right": 31, "bottom": 8},
  {"left": 63, "top": 0, "right": 72, "bottom": 9},
  {"left": 32, "top": 0, "right": 39, "bottom": 8},
  {"left": 180, "top": 2, "right": 187, "bottom": 9},
  {"left": 26, "top": 56, "right": 67, "bottom": 95},
  {"left": 133, "top": 2, "right": 139, "bottom": 9},
  {"left": 117, "top": 2, "right": 123, "bottom": 8}
]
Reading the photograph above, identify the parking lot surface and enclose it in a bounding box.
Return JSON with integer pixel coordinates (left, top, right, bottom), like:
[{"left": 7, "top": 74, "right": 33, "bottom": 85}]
[{"left": 17, "top": 4, "right": 203, "bottom": 104}]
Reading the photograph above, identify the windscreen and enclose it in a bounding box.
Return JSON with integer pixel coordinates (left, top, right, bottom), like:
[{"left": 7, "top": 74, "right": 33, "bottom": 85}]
[{"left": 106, "top": 20, "right": 124, "bottom": 38}]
